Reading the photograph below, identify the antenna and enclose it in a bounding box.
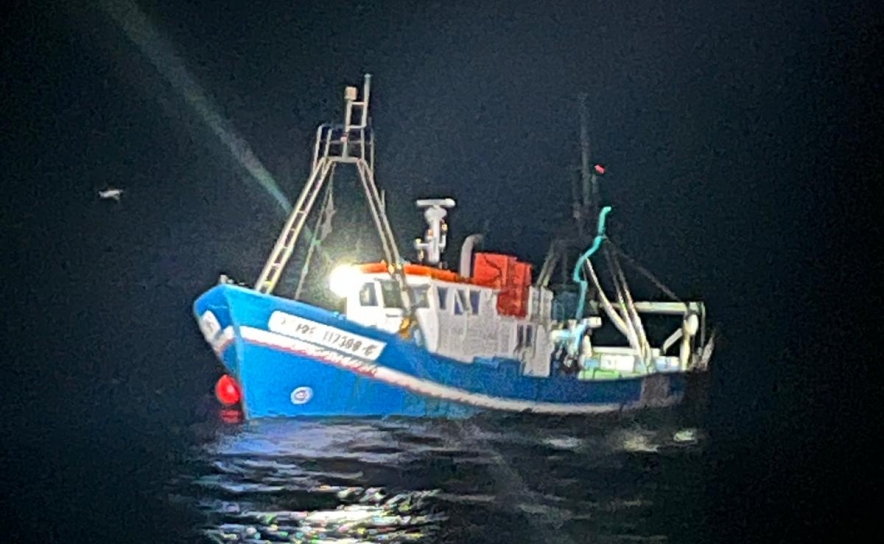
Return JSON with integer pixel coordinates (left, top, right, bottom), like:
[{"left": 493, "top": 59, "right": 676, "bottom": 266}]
[
  {"left": 414, "top": 198, "right": 456, "bottom": 265},
  {"left": 579, "top": 93, "right": 598, "bottom": 226}
]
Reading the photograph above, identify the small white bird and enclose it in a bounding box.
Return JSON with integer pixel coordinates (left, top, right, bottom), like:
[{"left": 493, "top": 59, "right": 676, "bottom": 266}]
[{"left": 98, "top": 188, "right": 123, "bottom": 201}]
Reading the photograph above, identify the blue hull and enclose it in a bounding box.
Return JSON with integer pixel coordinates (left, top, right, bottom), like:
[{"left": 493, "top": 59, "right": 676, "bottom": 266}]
[{"left": 193, "top": 284, "right": 687, "bottom": 419}]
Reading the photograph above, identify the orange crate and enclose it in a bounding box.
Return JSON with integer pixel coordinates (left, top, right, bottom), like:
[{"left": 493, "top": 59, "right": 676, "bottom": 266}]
[
  {"left": 512, "top": 262, "right": 532, "bottom": 287},
  {"left": 473, "top": 253, "right": 515, "bottom": 287}
]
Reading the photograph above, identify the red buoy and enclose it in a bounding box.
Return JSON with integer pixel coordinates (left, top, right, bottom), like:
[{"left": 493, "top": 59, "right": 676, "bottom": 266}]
[{"left": 215, "top": 374, "right": 241, "bottom": 406}]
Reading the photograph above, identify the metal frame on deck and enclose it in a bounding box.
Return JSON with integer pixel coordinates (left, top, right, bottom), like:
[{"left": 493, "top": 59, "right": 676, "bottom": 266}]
[{"left": 253, "top": 75, "right": 414, "bottom": 324}]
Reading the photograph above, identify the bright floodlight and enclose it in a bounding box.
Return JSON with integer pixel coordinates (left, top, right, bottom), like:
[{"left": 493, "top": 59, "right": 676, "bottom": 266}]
[{"left": 329, "top": 264, "right": 359, "bottom": 298}]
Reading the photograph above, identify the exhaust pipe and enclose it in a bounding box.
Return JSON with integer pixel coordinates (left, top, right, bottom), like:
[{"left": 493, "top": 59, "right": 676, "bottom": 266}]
[{"left": 459, "top": 234, "right": 484, "bottom": 277}]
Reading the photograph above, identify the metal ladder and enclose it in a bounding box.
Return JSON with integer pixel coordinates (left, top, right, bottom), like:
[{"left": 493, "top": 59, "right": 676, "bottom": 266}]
[{"left": 253, "top": 75, "right": 413, "bottom": 318}]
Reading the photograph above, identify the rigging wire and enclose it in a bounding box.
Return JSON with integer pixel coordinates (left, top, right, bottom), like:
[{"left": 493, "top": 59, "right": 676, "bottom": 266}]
[
  {"left": 607, "top": 238, "right": 682, "bottom": 303},
  {"left": 605, "top": 246, "right": 652, "bottom": 369},
  {"left": 585, "top": 260, "right": 631, "bottom": 337},
  {"left": 601, "top": 247, "right": 644, "bottom": 363},
  {"left": 294, "top": 169, "right": 336, "bottom": 299}
]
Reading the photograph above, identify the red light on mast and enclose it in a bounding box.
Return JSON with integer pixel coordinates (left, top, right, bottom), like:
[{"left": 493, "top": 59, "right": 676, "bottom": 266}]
[{"left": 593, "top": 164, "right": 605, "bottom": 175}]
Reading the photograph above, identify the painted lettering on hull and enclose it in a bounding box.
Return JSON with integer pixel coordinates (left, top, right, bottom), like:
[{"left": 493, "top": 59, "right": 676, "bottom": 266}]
[{"left": 268, "top": 311, "right": 386, "bottom": 360}]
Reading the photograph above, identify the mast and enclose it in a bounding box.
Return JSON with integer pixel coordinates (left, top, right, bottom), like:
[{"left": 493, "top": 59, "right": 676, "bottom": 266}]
[
  {"left": 579, "top": 93, "right": 599, "bottom": 225},
  {"left": 536, "top": 93, "right": 604, "bottom": 290},
  {"left": 253, "top": 75, "right": 416, "bottom": 331}
]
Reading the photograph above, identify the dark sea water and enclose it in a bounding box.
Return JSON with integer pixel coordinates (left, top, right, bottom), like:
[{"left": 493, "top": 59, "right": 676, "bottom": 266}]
[
  {"left": 3, "top": 390, "right": 716, "bottom": 544},
  {"left": 2, "top": 340, "right": 869, "bottom": 544},
  {"left": 170, "top": 410, "right": 707, "bottom": 544}
]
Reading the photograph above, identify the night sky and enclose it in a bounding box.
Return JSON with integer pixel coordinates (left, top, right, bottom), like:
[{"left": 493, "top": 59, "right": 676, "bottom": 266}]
[{"left": 2, "top": 0, "right": 878, "bottom": 541}]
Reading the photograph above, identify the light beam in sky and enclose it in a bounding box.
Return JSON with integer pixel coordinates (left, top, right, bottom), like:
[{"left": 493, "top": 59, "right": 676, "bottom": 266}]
[{"left": 98, "top": 0, "right": 293, "bottom": 215}]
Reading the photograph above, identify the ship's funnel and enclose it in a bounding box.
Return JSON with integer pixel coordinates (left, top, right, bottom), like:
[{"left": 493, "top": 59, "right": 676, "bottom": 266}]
[{"left": 459, "top": 234, "right": 484, "bottom": 277}]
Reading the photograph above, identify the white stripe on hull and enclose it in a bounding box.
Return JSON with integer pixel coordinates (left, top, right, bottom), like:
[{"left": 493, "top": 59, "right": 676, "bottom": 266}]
[{"left": 236, "top": 326, "right": 681, "bottom": 415}]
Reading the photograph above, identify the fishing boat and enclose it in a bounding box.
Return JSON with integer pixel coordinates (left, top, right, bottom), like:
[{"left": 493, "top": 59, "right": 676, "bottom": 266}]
[{"left": 193, "top": 75, "right": 715, "bottom": 419}]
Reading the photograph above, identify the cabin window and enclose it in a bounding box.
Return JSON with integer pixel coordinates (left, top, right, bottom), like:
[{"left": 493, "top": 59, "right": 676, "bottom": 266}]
[
  {"left": 379, "top": 280, "right": 404, "bottom": 308},
  {"left": 525, "top": 325, "right": 534, "bottom": 347},
  {"left": 437, "top": 286, "right": 449, "bottom": 310},
  {"left": 454, "top": 290, "right": 467, "bottom": 315},
  {"left": 517, "top": 325, "right": 525, "bottom": 348},
  {"left": 469, "top": 290, "right": 481, "bottom": 315},
  {"left": 409, "top": 285, "right": 430, "bottom": 309},
  {"left": 359, "top": 282, "right": 378, "bottom": 307}
]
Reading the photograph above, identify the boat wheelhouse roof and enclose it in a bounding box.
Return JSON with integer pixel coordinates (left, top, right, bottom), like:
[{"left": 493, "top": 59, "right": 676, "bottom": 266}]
[{"left": 355, "top": 262, "right": 476, "bottom": 285}]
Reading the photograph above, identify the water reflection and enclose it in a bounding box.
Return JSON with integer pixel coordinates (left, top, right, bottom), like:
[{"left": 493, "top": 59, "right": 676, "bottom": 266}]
[
  {"left": 177, "top": 410, "right": 706, "bottom": 543},
  {"left": 200, "top": 487, "right": 443, "bottom": 543}
]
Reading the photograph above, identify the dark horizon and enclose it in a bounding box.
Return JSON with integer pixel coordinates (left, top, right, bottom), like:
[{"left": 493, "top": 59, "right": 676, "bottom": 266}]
[{"left": 2, "top": 0, "right": 878, "bottom": 542}]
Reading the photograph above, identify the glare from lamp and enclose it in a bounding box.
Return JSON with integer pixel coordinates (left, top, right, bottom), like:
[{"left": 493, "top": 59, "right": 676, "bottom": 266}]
[{"left": 329, "top": 264, "right": 359, "bottom": 298}]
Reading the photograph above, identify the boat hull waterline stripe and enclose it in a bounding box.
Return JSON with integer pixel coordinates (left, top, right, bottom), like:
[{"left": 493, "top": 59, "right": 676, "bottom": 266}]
[{"left": 238, "top": 326, "right": 678, "bottom": 415}]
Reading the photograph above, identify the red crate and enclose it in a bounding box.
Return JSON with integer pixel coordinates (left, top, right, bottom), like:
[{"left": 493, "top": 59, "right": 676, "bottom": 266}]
[
  {"left": 473, "top": 253, "right": 515, "bottom": 287},
  {"left": 512, "top": 261, "right": 532, "bottom": 287},
  {"left": 497, "top": 286, "right": 529, "bottom": 317}
]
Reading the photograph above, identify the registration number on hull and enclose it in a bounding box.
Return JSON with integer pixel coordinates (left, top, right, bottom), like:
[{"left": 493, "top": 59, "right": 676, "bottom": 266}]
[{"left": 267, "top": 311, "right": 387, "bottom": 361}]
